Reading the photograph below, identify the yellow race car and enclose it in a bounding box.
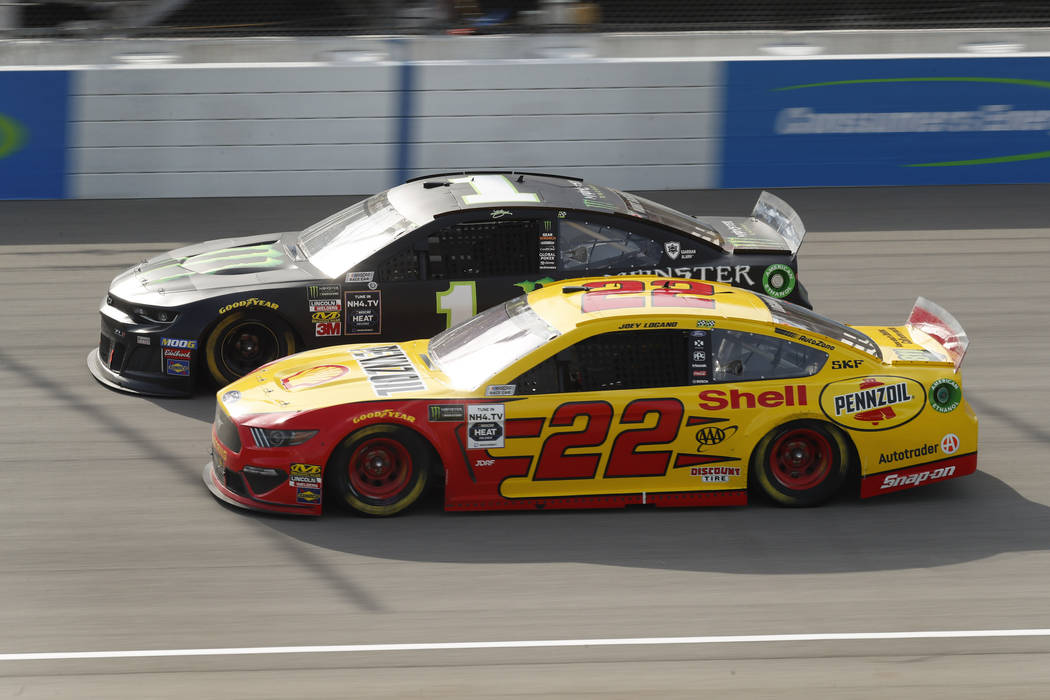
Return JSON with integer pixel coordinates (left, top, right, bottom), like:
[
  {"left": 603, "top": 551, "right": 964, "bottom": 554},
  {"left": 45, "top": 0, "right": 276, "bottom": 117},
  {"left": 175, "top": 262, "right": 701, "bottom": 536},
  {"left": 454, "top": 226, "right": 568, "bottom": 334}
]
[{"left": 205, "top": 276, "right": 976, "bottom": 516}]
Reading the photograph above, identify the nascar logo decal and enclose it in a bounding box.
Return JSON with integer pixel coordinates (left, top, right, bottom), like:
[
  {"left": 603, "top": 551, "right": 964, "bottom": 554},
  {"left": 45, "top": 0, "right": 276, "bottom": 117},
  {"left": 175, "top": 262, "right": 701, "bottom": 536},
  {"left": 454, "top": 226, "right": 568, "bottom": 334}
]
[{"left": 818, "top": 375, "right": 926, "bottom": 431}]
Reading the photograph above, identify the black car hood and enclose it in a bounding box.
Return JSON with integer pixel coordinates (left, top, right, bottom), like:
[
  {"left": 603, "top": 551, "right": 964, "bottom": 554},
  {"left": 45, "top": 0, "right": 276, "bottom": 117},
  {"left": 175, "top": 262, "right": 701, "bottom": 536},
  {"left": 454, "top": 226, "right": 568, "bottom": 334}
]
[{"left": 110, "top": 233, "right": 319, "bottom": 304}]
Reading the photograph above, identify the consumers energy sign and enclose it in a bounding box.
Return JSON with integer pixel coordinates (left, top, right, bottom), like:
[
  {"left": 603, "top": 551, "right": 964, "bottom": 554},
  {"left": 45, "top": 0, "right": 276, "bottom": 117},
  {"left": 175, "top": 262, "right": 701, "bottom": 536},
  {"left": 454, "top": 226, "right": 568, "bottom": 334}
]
[{"left": 722, "top": 58, "right": 1050, "bottom": 187}]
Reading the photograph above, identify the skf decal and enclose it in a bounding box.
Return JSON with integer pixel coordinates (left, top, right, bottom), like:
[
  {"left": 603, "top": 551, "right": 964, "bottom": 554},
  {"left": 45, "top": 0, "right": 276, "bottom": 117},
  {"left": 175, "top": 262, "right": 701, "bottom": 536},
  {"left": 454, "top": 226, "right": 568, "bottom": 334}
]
[
  {"left": 831, "top": 359, "right": 863, "bottom": 370},
  {"left": 350, "top": 345, "right": 425, "bottom": 397},
  {"left": 218, "top": 298, "right": 279, "bottom": 314},
  {"left": 819, "top": 375, "right": 925, "bottom": 431},
  {"left": 280, "top": 364, "right": 350, "bottom": 390}
]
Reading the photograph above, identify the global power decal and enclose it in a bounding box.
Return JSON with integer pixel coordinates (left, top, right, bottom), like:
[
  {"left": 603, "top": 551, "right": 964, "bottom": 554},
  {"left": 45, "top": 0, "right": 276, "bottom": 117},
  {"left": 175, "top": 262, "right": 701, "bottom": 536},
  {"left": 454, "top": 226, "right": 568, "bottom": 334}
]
[
  {"left": 818, "top": 376, "right": 926, "bottom": 431},
  {"left": 350, "top": 345, "right": 425, "bottom": 397}
]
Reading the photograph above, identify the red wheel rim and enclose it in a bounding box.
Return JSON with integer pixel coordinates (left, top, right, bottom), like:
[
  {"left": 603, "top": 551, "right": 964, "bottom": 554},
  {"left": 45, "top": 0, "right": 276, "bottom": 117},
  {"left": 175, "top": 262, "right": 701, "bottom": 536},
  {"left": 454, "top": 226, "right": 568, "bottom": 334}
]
[
  {"left": 348, "top": 438, "right": 412, "bottom": 500},
  {"left": 768, "top": 428, "right": 832, "bottom": 491}
]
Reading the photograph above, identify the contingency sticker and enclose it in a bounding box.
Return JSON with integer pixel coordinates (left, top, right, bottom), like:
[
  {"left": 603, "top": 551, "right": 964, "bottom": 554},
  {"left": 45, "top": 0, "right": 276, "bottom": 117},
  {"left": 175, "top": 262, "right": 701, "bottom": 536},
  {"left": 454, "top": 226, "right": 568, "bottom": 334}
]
[
  {"left": 539, "top": 221, "right": 557, "bottom": 271},
  {"left": 344, "top": 291, "right": 381, "bottom": 335},
  {"left": 467, "top": 404, "right": 505, "bottom": 449},
  {"left": 689, "top": 330, "right": 711, "bottom": 385}
]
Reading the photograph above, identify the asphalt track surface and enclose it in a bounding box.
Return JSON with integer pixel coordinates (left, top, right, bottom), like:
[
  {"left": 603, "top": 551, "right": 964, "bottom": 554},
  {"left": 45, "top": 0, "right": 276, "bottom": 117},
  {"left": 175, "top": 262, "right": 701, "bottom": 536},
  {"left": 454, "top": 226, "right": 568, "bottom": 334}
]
[{"left": 1, "top": 185, "right": 1049, "bottom": 698}]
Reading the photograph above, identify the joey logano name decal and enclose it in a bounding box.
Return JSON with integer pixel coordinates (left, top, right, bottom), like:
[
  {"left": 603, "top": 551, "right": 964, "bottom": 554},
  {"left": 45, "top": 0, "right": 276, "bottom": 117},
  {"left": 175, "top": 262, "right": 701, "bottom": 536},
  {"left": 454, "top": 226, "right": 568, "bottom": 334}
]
[
  {"left": 819, "top": 376, "right": 925, "bottom": 431},
  {"left": 350, "top": 345, "right": 425, "bottom": 397}
]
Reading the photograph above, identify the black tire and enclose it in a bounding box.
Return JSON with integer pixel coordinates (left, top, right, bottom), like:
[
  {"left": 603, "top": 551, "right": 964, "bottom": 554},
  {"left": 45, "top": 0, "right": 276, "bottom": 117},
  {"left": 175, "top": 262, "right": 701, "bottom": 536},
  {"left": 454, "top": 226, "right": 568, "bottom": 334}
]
[
  {"left": 326, "top": 425, "right": 430, "bottom": 517},
  {"left": 204, "top": 312, "right": 296, "bottom": 387},
  {"left": 750, "top": 420, "right": 850, "bottom": 507}
]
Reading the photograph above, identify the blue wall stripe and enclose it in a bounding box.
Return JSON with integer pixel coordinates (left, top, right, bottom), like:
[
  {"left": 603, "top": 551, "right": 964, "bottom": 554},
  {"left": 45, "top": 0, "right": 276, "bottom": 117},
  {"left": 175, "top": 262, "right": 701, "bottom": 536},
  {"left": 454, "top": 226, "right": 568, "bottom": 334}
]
[{"left": 394, "top": 39, "right": 415, "bottom": 187}]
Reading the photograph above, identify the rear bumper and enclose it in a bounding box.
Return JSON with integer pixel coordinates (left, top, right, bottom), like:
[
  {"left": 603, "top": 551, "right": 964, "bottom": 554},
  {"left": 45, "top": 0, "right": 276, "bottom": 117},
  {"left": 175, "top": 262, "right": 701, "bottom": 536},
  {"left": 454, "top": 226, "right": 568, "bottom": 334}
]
[{"left": 860, "top": 452, "right": 977, "bottom": 497}]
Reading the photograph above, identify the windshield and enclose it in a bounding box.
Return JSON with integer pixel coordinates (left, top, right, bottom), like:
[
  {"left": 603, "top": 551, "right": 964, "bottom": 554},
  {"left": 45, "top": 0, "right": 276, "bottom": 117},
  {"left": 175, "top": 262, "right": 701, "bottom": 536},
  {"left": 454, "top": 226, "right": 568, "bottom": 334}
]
[
  {"left": 297, "top": 192, "right": 416, "bottom": 278},
  {"left": 761, "top": 295, "right": 882, "bottom": 359},
  {"left": 428, "top": 296, "right": 560, "bottom": 391}
]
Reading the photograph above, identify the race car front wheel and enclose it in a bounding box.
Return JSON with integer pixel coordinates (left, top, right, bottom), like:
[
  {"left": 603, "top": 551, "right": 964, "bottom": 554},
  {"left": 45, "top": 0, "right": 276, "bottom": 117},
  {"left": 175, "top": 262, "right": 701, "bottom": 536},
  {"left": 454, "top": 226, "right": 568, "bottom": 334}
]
[
  {"left": 750, "top": 420, "right": 850, "bottom": 507},
  {"left": 205, "top": 312, "right": 296, "bottom": 387},
  {"left": 328, "top": 426, "right": 430, "bottom": 517}
]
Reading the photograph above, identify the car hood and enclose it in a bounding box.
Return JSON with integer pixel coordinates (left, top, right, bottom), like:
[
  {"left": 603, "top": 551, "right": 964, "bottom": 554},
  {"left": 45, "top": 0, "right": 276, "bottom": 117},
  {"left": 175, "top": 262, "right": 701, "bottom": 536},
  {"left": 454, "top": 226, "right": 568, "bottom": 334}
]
[
  {"left": 219, "top": 340, "right": 458, "bottom": 418},
  {"left": 109, "top": 233, "right": 318, "bottom": 304}
]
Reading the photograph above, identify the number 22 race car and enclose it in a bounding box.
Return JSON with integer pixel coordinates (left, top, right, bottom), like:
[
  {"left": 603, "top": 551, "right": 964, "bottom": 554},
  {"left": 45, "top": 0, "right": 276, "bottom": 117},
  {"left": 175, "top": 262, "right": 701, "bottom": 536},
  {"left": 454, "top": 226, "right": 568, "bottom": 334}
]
[
  {"left": 205, "top": 276, "right": 977, "bottom": 516},
  {"left": 89, "top": 172, "right": 810, "bottom": 397}
]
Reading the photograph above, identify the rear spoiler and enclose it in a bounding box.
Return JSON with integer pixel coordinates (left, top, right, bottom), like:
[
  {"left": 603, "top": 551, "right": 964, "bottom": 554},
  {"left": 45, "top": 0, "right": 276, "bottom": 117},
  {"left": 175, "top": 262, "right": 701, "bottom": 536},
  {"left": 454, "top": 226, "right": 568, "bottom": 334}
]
[
  {"left": 906, "top": 297, "right": 969, "bottom": 370},
  {"left": 751, "top": 191, "right": 806, "bottom": 255}
]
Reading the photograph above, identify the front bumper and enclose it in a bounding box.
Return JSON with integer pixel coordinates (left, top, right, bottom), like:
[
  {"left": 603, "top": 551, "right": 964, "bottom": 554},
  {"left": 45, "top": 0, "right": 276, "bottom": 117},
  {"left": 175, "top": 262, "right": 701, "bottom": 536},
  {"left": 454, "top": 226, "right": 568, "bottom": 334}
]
[
  {"left": 205, "top": 427, "right": 323, "bottom": 516},
  {"left": 88, "top": 300, "right": 196, "bottom": 397}
]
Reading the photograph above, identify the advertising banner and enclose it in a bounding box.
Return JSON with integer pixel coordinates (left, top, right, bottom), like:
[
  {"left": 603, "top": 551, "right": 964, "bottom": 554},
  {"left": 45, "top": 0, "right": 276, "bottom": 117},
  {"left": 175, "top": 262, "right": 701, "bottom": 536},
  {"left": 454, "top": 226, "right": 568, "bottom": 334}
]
[
  {"left": 0, "top": 71, "right": 69, "bottom": 199},
  {"left": 722, "top": 57, "right": 1050, "bottom": 187}
]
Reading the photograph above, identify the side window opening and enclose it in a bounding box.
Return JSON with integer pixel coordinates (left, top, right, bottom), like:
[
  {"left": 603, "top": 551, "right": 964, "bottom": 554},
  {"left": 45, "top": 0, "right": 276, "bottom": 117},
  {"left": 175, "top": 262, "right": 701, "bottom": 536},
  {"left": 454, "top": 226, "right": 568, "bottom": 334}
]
[
  {"left": 712, "top": 329, "right": 827, "bottom": 382},
  {"left": 513, "top": 329, "right": 689, "bottom": 394},
  {"left": 558, "top": 218, "right": 663, "bottom": 272},
  {"left": 427, "top": 219, "right": 539, "bottom": 279},
  {"left": 375, "top": 244, "right": 420, "bottom": 282}
]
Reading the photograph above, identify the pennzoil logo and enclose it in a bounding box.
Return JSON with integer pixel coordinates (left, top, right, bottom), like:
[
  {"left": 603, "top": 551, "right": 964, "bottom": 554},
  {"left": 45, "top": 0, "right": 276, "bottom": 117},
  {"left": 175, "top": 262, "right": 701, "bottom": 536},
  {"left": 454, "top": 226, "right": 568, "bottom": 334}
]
[{"left": 819, "top": 375, "right": 925, "bottom": 431}]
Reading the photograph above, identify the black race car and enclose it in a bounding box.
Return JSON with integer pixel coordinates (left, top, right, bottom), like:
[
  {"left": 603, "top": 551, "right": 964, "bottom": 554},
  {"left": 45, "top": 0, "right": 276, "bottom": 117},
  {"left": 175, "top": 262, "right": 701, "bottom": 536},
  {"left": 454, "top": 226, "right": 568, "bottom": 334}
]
[{"left": 88, "top": 171, "right": 811, "bottom": 397}]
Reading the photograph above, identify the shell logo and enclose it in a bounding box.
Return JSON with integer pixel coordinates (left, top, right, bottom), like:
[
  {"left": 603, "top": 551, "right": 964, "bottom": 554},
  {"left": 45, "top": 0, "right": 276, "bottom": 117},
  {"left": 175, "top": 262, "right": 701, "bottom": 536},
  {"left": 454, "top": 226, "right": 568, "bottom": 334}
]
[
  {"left": 818, "top": 375, "right": 926, "bottom": 432},
  {"left": 280, "top": 364, "right": 350, "bottom": 391}
]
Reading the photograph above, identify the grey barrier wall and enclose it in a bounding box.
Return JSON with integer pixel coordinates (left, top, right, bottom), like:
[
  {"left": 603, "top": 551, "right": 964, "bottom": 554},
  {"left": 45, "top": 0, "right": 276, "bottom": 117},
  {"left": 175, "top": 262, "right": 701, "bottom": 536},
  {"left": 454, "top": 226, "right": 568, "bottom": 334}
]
[{"left": 69, "top": 58, "right": 723, "bottom": 199}]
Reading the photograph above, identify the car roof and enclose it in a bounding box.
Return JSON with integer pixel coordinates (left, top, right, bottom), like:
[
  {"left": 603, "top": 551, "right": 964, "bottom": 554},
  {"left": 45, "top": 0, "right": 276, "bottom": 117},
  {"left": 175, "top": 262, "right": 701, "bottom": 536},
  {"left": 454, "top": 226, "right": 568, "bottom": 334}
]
[
  {"left": 526, "top": 276, "right": 773, "bottom": 334},
  {"left": 387, "top": 172, "right": 726, "bottom": 249}
]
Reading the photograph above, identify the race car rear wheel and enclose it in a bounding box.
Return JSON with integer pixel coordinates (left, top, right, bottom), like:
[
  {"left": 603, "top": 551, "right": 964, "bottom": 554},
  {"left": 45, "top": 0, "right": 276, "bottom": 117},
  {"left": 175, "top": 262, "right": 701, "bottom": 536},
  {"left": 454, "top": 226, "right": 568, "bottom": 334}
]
[
  {"left": 328, "top": 426, "right": 430, "bottom": 517},
  {"left": 205, "top": 312, "right": 296, "bottom": 387},
  {"left": 750, "top": 420, "right": 849, "bottom": 507}
]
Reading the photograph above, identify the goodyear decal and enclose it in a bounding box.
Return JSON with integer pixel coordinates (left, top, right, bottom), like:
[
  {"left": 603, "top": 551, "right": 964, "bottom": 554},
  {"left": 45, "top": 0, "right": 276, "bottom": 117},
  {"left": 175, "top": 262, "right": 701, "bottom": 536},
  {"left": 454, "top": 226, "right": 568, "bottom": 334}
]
[{"left": 819, "top": 375, "right": 926, "bottom": 431}]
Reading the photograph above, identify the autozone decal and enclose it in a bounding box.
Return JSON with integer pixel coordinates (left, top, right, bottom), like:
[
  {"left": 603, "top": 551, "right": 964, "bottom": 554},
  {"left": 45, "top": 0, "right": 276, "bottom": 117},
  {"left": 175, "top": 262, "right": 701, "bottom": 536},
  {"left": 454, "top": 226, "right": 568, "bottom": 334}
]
[{"left": 349, "top": 345, "right": 425, "bottom": 397}]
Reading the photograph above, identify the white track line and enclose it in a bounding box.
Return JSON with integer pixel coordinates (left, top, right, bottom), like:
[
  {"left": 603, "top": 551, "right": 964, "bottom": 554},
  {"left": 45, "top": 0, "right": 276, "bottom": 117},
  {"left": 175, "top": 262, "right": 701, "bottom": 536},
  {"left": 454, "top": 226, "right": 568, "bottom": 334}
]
[{"left": 3, "top": 629, "right": 1050, "bottom": 662}]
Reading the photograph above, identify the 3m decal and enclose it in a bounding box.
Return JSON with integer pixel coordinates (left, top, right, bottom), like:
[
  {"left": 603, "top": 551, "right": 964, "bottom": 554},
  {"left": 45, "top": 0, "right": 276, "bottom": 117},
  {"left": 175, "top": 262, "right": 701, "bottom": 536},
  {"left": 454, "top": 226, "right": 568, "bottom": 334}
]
[
  {"left": 762, "top": 264, "right": 796, "bottom": 298},
  {"left": 929, "top": 377, "right": 962, "bottom": 413},
  {"left": 280, "top": 364, "right": 349, "bottom": 390},
  {"left": 428, "top": 405, "right": 465, "bottom": 422},
  {"left": 344, "top": 291, "right": 381, "bottom": 335},
  {"left": 161, "top": 337, "right": 197, "bottom": 349},
  {"left": 436, "top": 281, "right": 477, "bottom": 329},
  {"left": 819, "top": 375, "right": 925, "bottom": 431},
  {"left": 218, "top": 298, "right": 279, "bottom": 314},
  {"left": 580, "top": 279, "right": 715, "bottom": 314},
  {"left": 467, "top": 404, "right": 505, "bottom": 449},
  {"left": 350, "top": 345, "right": 425, "bottom": 397},
  {"left": 165, "top": 358, "right": 190, "bottom": 376},
  {"left": 315, "top": 321, "right": 342, "bottom": 336}
]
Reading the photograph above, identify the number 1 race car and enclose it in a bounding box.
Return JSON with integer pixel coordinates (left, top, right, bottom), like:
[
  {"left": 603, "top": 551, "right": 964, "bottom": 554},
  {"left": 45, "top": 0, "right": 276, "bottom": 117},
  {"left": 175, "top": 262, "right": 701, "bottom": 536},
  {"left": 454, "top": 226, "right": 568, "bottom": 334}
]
[
  {"left": 89, "top": 171, "right": 811, "bottom": 397},
  {"left": 205, "top": 276, "right": 977, "bottom": 516}
]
